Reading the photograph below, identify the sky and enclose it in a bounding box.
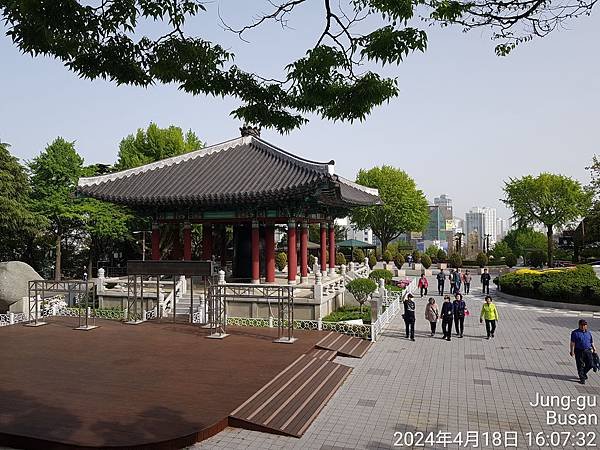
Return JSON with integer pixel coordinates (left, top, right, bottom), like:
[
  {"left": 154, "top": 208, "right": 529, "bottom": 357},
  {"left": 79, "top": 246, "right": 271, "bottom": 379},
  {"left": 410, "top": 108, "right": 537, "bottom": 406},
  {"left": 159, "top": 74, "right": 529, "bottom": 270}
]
[{"left": 1, "top": 2, "right": 598, "bottom": 220}]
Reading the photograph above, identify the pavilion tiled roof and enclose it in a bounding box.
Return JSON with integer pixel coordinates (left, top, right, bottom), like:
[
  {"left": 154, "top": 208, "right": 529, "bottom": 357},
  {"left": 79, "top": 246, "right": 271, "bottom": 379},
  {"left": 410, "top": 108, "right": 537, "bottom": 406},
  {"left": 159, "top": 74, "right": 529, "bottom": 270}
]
[{"left": 77, "top": 135, "right": 381, "bottom": 208}]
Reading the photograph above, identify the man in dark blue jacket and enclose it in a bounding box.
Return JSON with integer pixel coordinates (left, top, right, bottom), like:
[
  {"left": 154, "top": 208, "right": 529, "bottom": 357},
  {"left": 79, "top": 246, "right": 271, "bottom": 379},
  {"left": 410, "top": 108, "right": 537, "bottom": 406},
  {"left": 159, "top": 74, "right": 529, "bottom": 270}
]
[
  {"left": 403, "top": 293, "right": 416, "bottom": 341},
  {"left": 453, "top": 294, "right": 466, "bottom": 338},
  {"left": 570, "top": 319, "right": 597, "bottom": 384},
  {"left": 440, "top": 295, "right": 453, "bottom": 341}
]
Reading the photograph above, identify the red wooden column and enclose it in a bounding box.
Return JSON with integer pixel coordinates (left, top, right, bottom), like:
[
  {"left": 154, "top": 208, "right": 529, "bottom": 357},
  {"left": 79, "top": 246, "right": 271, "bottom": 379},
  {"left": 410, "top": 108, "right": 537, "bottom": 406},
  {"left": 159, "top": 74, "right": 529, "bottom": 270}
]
[
  {"left": 183, "top": 221, "right": 192, "bottom": 260},
  {"left": 320, "top": 222, "right": 327, "bottom": 277},
  {"left": 202, "top": 224, "right": 213, "bottom": 260},
  {"left": 265, "top": 224, "right": 275, "bottom": 283},
  {"left": 151, "top": 222, "right": 160, "bottom": 261},
  {"left": 287, "top": 220, "right": 297, "bottom": 284},
  {"left": 300, "top": 222, "right": 308, "bottom": 283},
  {"left": 172, "top": 224, "right": 183, "bottom": 260},
  {"left": 328, "top": 222, "right": 336, "bottom": 275},
  {"left": 251, "top": 220, "right": 260, "bottom": 284}
]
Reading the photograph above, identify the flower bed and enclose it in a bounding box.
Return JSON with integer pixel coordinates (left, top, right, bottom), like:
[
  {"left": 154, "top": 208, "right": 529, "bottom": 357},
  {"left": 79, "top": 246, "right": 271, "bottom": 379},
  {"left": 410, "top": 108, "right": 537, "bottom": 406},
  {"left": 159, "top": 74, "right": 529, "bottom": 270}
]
[{"left": 497, "top": 265, "right": 600, "bottom": 305}]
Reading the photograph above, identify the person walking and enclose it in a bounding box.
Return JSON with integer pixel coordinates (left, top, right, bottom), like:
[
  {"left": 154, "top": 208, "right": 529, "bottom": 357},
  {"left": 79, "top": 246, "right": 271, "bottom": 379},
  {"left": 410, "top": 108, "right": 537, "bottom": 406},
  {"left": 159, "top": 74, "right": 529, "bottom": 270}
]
[
  {"left": 453, "top": 293, "right": 467, "bottom": 338},
  {"left": 403, "top": 293, "right": 416, "bottom": 341},
  {"left": 449, "top": 269, "right": 456, "bottom": 296},
  {"left": 418, "top": 274, "right": 429, "bottom": 298},
  {"left": 480, "top": 295, "right": 499, "bottom": 339},
  {"left": 436, "top": 269, "right": 446, "bottom": 295},
  {"left": 462, "top": 270, "right": 472, "bottom": 295},
  {"left": 481, "top": 268, "right": 491, "bottom": 295},
  {"left": 453, "top": 269, "right": 462, "bottom": 295},
  {"left": 570, "top": 319, "right": 597, "bottom": 384},
  {"left": 425, "top": 297, "right": 439, "bottom": 337},
  {"left": 440, "top": 295, "right": 454, "bottom": 341}
]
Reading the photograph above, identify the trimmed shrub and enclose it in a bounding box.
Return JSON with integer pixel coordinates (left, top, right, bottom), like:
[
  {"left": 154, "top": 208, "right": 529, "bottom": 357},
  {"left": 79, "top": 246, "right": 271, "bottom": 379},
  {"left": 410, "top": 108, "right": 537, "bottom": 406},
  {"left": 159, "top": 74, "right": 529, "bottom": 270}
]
[
  {"left": 382, "top": 249, "right": 393, "bottom": 263},
  {"left": 308, "top": 254, "right": 316, "bottom": 269},
  {"left": 449, "top": 253, "right": 463, "bottom": 268},
  {"left": 437, "top": 248, "right": 447, "bottom": 262},
  {"left": 368, "top": 254, "right": 377, "bottom": 269},
  {"left": 369, "top": 268, "right": 393, "bottom": 284},
  {"left": 352, "top": 248, "right": 365, "bottom": 262},
  {"left": 346, "top": 278, "right": 378, "bottom": 312},
  {"left": 505, "top": 253, "right": 517, "bottom": 268},
  {"left": 336, "top": 252, "right": 347, "bottom": 265},
  {"left": 526, "top": 250, "right": 547, "bottom": 268},
  {"left": 276, "top": 252, "right": 287, "bottom": 271},
  {"left": 498, "top": 265, "right": 600, "bottom": 305},
  {"left": 476, "top": 252, "right": 488, "bottom": 268},
  {"left": 421, "top": 254, "right": 432, "bottom": 269},
  {"left": 323, "top": 305, "right": 371, "bottom": 324},
  {"left": 394, "top": 253, "right": 405, "bottom": 269}
]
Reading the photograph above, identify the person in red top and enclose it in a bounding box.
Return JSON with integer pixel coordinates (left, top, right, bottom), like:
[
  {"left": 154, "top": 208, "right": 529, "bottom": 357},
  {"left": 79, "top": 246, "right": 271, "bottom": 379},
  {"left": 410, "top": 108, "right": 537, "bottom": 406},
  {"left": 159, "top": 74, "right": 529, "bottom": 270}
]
[{"left": 418, "top": 273, "right": 429, "bottom": 298}]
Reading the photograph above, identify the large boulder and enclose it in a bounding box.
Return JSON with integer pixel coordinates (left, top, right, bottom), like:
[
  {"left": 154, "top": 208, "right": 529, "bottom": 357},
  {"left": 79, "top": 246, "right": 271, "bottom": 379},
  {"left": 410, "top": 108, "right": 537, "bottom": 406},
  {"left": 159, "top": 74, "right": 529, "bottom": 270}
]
[{"left": 0, "top": 261, "right": 43, "bottom": 313}]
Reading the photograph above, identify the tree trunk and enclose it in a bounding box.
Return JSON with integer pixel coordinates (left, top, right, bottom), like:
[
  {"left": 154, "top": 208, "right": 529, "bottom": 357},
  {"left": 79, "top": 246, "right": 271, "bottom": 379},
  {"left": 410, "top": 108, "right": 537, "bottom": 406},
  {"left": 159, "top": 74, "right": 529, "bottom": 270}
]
[
  {"left": 547, "top": 224, "right": 553, "bottom": 268},
  {"left": 380, "top": 238, "right": 389, "bottom": 258},
  {"left": 87, "top": 248, "right": 93, "bottom": 281},
  {"left": 55, "top": 233, "right": 61, "bottom": 281}
]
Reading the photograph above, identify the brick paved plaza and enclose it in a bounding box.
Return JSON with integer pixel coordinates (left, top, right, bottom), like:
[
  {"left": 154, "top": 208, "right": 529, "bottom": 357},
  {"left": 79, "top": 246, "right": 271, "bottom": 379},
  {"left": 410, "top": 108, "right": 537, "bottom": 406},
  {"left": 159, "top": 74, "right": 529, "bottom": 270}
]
[{"left": 195, "top": 278, "right": 600, "bottom": 450}]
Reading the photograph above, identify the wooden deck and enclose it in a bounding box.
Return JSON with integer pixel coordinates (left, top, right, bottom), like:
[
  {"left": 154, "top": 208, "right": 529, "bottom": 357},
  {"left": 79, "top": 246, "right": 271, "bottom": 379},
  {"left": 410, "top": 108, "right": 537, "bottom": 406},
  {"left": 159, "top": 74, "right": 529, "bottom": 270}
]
[
  {"left": 0, "top": 317, "right": 328, "bottom": 449},
  {"left": 315, "top": 331, "right": 372, "bottom": 358},
  {"left": 230, "top": 354, "right": 352, "bottom": 437}
]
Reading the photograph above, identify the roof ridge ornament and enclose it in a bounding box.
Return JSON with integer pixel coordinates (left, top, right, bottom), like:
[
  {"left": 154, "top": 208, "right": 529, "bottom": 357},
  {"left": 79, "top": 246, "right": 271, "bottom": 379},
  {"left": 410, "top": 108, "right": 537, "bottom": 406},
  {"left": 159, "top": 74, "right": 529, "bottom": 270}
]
[
  {"left": 328, "top": 160, "right": 335, "bottom": 175},
  {"left": 240, "top": 124, "right": 261, "bottom": 138}
]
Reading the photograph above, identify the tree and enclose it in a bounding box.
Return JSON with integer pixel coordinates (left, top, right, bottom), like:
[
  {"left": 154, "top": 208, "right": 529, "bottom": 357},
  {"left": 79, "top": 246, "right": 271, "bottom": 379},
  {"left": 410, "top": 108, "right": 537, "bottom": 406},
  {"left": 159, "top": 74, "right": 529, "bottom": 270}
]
[
  {"left": 351, "top": 166, "right": 429, "bottom": 253},
  {"left": 346, "top": 278, "right": 377, "bottom": 313},
  {"left": 3, "top": 1, "right": 593, "bottom": 132},
  {"left": 393, "top": 253, "right": 405, "bottom": 269},
  {"left": 491, "top": 240, "right": 512, "bottom": 260},
  {"left": 503, "top": 173, "right": 592, "bottom": 267},
  {"left": 502, "top": 228, "right": 547, "bottom": 259},
  {"left": 29, "top": 138, "right": 86, "bottom": 280},
  {"left": 425, "top": 245, "right": 439, "bottom": 259},
  {"left": 421, "top": 254, "right": 432, "bottom": 269},
  {"left": 0, "top": 142, "right": 45, "bottom": 262},
  {"left": 116, "top": 123, "right": 203, "bottom": 170}
]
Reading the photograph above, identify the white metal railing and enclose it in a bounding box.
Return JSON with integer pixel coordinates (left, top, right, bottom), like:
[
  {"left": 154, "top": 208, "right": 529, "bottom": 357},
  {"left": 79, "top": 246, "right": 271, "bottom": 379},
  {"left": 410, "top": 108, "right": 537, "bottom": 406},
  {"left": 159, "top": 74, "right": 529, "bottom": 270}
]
[
  {"left": 226, "top": 316, "right": 372, "bottom": 340},
  {"left": 370, "top": 277, "right": 417, "bottom": 342},
  {"left": 161, "top": 276, "right": 185, "bottom": 316},
  {"left": 0, "top": 312, "right": 29, "bottom": 327}
]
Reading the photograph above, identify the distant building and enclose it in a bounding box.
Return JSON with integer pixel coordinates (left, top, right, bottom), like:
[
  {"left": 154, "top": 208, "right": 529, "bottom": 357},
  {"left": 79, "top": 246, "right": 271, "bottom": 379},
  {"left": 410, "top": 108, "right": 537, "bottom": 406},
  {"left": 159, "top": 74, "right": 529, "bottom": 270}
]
[
  {"left": 335, "top": 217, "right": 373, "bottom": 244},
  {"left": 496, "top": 217, "right": 509, "bottom": 241},
  {"left": 466, "top": 207, "right": 497, "bottom": 247},
  {"left": 424, "top": 206, "right": 445, "bottom": 241}
]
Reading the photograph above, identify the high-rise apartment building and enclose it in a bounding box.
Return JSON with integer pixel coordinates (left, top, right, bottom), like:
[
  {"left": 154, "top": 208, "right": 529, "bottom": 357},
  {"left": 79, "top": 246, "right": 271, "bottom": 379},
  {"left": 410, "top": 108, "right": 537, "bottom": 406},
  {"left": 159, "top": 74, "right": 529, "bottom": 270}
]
[{"left": 465, "top": 207, "right": 497, "bottom": 247}]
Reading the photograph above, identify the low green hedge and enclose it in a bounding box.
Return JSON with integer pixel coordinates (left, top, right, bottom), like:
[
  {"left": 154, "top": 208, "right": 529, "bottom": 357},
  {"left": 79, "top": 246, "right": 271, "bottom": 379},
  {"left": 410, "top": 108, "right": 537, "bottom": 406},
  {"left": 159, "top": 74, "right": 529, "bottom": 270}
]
[
  {"left": 323, "top": 305, "right": 371, "bottom": 324},
  {"left": 498, "top": 265, "right": 600, "bottom": 305}
]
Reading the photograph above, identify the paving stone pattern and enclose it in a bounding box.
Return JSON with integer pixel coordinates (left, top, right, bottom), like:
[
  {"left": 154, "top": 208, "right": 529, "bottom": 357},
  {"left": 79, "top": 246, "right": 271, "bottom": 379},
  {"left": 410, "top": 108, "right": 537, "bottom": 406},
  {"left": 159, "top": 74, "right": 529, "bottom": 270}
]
[{"left": 194, "top": 278, "right": 599, "bottom": 450}]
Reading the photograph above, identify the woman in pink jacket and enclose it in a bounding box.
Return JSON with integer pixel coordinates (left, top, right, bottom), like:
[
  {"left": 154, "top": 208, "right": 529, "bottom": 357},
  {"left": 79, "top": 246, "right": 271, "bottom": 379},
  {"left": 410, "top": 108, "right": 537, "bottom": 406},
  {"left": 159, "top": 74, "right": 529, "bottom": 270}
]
[{"left": 418, "top": 274, "right": 429, "bottom": 297}]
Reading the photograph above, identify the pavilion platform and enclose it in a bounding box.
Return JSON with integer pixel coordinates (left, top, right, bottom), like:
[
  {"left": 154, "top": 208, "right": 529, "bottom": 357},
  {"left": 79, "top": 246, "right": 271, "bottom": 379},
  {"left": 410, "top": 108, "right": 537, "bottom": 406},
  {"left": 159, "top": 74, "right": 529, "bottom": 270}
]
[{"left": 0, "top": 317, "right": 361, "bottom": 449}]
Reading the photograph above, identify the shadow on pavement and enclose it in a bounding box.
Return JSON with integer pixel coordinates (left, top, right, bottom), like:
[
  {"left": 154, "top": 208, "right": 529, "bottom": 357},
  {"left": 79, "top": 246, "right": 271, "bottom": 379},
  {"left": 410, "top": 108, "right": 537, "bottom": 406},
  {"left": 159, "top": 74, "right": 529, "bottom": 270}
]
[{"left": 486, "top": 367, "right": 579, "bottom": 382}]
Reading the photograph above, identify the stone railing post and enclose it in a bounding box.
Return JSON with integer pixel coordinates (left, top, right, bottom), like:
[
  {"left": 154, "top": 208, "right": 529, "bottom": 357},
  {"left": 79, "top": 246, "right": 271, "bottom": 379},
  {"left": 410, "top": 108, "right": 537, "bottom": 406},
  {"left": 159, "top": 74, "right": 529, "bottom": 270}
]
[
  {"left": 341, "top": 264, "right": 346, "bottom": 278},
  {"left": 97, "top": 268, "right": 105, "bottom": 293},
  {"left": 218, "top": 270, "right": 226, "bottom": 285},
  {"left": 9, "top": 312, "right": 14, "bottom": 325},
  {"left": 314, "top": 272, "right": 323, "bottom": 303},
  {"left": 349, "top": 261, "right": 355, "bottom": 273},
  {"left": 317, "top": 317, "right": 323, "bottom": 330},
  {"left": 379, "top": 278, "right": 386, "bottom": 300},
  {"left": 364, "top": 257, "right": 370, "bottom": 276}
]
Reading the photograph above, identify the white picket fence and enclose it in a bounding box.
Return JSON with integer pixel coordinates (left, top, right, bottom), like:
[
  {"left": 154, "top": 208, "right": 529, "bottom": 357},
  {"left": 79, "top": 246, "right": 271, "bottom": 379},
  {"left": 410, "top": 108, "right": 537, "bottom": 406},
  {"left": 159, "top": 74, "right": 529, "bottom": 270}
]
[{"left": 371, "top": 277, "right": 417, "bottom": 341}]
